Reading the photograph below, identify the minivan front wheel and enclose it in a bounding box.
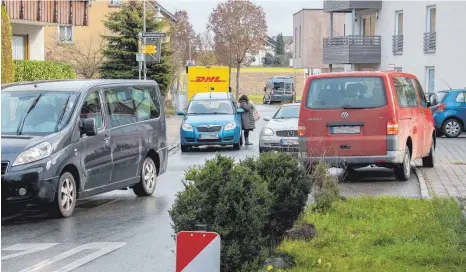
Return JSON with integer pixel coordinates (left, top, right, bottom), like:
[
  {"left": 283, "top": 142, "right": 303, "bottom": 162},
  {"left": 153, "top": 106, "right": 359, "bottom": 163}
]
[
  {"left": 50, "top": 172, "right": 76, "bottom": 218},
  {"left": 442, "top": 118, "right": 462, "bottom": 138},
  {"left": 133, "top": 157, "right": 157, "bottom": 197},
  {"left": 394, "top": 147, "right": 411, "bottom": 181}
]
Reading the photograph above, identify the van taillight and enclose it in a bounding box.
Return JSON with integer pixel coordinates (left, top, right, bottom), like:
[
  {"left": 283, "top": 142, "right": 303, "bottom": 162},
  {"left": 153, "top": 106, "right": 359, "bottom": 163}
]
[
  {"left": 298, "top": 121, "right": 306, "bottom": 137},
  {"left": 436, "top": 104, "right": 445, "bottom": 112},
  {"left": 387, "top": 120, "right": 399, "bottom": 135}
]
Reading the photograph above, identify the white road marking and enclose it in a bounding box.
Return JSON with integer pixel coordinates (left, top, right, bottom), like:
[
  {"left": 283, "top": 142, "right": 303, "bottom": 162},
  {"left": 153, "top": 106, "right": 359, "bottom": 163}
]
[
  {"left": 1, "top": 243, "right": 59, "bottom": 260},
  {"left": 16, "top": 242, "right": 126, "bottom": 272}
]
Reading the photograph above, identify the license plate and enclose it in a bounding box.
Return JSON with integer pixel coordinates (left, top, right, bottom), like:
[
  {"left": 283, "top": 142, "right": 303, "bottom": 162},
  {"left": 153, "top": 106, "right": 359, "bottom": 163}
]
[
  {"left": 200, "top": 134, "right": 218, "bottom": 139},
  {"left": 280, "top": 139, "right": 299, "bottom": 146},
  {"left": 331, "top": 126, "right": 361, "bottom": 134}
]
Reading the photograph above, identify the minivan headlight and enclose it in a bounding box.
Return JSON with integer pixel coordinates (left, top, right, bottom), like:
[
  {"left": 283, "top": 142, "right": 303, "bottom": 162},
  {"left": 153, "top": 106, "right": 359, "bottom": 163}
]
[
  {"left": 13, "top": 142, "right": 52, "bottom": 166},
  {"left": 263, "top": 128, "right": 274, "bottom": 136},
  {"left": 182, "top": 123, "right": 194, "bottom": 132},
  {"left": 224, "top": 122, "right": 236, "bottom": 130}
]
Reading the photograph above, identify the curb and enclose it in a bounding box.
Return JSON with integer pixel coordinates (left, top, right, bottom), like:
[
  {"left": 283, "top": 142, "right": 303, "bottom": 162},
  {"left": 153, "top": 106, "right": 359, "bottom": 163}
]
[{"left": 414, "top": 167, "right": 432, "bottom": 199}]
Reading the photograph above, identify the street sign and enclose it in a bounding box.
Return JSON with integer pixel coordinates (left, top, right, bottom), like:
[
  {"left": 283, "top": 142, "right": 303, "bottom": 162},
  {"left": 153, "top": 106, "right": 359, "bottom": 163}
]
[
  {"left": 136, "top": 53, "right": 144, "bottom": 62},
  {"left": 142, "top": 32, "right": 166, "bottom": 38},
  {"left": 176, "top": 231, "right": 220, "bottom": 272},
  {"left": 143, "top": 45, "right": 156, "bottom": 54}
]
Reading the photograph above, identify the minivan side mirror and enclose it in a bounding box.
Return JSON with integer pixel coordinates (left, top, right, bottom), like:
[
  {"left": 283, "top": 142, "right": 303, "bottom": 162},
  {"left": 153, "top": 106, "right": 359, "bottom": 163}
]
[
  {"left": 83, "top": 118, "right": 97, "bottom": 136},
  {"left": 176, "top": 111, "right": 185, "bottom": 116},
  {"left": 429, "top": 94, "right": 437, "bottom": 106}
]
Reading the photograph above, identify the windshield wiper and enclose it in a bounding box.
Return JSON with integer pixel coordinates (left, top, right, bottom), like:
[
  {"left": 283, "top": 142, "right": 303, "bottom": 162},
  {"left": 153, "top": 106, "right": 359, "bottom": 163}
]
[
  {"left": 54, "top": 94, "right": 71, "bottom": 132},
  {"left": 17, "top": 93, "right": 43, "bottom": 135}
]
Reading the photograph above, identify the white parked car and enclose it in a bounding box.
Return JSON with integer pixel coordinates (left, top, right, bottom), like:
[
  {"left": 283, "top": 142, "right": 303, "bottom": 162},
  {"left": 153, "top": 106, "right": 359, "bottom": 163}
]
[{"left": 259, "top": 103, "right": 300, "bottom": 153}]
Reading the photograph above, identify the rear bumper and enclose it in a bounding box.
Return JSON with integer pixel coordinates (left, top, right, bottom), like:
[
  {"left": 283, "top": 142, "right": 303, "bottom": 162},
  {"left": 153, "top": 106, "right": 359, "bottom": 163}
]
[
  {"left": 270, "top": 95, "right": 293, "bottom": 102},
  {"left": 301, "top": 151, "right": 405, "bottom": 166}
]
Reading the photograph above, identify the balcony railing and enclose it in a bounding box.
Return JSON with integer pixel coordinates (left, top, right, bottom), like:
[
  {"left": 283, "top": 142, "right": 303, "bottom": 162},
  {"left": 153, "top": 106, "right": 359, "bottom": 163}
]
[
  {"left": 3, "top": 0, "right": 89, "bottom": 26},
  {"left": 423, "top": 32, "right": 436, "bottom": 53},
  {"left": 323, "top": 0, "right": 382, "bottom": 13},
  {"left": 323, "top": 35, "right": 381, "bottom": 64},
  {"left": 392, "top": 35, "right": 403, "bottom": 55}
]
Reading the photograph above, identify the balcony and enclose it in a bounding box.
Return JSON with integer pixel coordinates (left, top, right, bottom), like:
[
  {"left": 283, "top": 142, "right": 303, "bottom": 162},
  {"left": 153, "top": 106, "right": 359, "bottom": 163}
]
[
  {"left": 392, "top": 35, "right": 403, "bottom": 55},
  {"left": 3, "top": 0, "right": 89, "bottom": 26},
  {"left": 423, "top": 32, "right": 436, "bottom": 54},
  {"left": 323, "top": 35, "right": 381, "bottom": 64},
  {"left": 323, "top": 0, "right": 382, "bottom": 13}
]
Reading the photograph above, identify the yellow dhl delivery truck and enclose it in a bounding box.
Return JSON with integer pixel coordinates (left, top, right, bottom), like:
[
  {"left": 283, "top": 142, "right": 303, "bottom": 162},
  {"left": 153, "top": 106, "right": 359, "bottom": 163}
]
[{"left": 187, "top": 66, "right": 230, "bottom": 101}]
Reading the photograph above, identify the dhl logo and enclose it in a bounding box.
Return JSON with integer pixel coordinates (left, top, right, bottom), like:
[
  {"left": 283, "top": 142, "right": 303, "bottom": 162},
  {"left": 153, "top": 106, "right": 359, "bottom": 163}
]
[{"left": 191, "top": 76, "right": 226, "bottom": 82}]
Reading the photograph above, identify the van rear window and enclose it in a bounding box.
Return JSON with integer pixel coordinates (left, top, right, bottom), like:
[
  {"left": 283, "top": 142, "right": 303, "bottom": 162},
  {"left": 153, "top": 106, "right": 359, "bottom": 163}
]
[{"left": 306, "top": 76, "right": 387, "bottom": 109}]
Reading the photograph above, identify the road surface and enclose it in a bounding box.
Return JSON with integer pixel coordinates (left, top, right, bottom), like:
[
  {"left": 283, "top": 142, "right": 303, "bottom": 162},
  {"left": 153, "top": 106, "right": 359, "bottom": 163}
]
[{"left": 1, "top": 104, "right": 420, "bottom": 272}]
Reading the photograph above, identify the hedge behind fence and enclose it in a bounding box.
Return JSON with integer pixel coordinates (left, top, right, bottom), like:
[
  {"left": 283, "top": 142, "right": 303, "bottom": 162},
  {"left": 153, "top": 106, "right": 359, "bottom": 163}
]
[
  {"left": 14, "top": 60, "right": 77, "bottom": 82},
  {"left": 1, "top": 6, "right": 14, "bottom": 84}
]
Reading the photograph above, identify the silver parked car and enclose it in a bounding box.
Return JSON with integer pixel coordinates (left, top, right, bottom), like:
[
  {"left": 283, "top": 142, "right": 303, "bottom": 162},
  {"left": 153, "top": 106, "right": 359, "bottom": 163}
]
[{"left": 259, "top": 103, "right": 300, "bottom": 153}]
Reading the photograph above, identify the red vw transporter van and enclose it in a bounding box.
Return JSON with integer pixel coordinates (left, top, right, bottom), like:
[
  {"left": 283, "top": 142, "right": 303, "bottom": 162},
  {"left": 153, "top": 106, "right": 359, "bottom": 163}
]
[{"left": 298, "top": 71, "right": 436, "bottom": 181}]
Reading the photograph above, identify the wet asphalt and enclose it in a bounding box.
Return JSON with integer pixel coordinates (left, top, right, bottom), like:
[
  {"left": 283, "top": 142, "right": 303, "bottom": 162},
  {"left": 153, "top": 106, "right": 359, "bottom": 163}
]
[{"left": 1, "top": 104, "right": 420, "bottom": 272}]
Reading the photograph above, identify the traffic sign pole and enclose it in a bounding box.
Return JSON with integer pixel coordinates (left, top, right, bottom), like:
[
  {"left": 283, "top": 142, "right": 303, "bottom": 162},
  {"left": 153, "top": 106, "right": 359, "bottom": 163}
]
[{"left": 176, "top": 231, "right": 220, "bottom": 272}]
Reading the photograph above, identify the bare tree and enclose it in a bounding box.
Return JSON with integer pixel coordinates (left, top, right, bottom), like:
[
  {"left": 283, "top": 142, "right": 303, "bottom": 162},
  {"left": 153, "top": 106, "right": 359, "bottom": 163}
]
[
  {"left": 194, "top": 30, "right": 216, "bottom": 66},
  {"left": 46, "top": 34, "right": 106, "bottom": 79},
  {"left": 170, "top": 10, "right": 195, "bottom": 97},
  {"left": 208, "top": 1, "right": 267, "bottom": 98}
]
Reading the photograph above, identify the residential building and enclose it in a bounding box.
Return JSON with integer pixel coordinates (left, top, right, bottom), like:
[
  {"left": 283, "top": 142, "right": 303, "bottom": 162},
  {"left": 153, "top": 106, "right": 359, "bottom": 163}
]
[
  {"left": 323, "top": 0, "right": 466, "bottom": 92},
  {"left": 2, "top": 0, "right": 89, "bottom": 61},
  {"left": 43, "top": 0, "right": 176, "bottom": 67},
  {"left": 248, "top": 36, "right": 277, "bottom": 67},
  {"left": 292, "top": 8, "right": 346, "bottom": 73}
]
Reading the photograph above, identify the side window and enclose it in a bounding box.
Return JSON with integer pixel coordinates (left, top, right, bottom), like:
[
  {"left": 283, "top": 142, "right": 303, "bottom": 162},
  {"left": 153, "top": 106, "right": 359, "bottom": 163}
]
[
  {"left": 131, "top": 86, "right": 161, "bottom": 121},
  {"left": 105, "top": 87, "right": 137, "bottom": 127},
  {"left": 394, "top": 77, "right": 418, "bottom": 108},
  {"left": 80, "top": 91, "right": 103, "bottom": 131},
  {"left": 413, "top": 79, "right": 427, "bottom": 107},
  {"left": 456, "top": 92, "right": 466, "bottom": 103}
]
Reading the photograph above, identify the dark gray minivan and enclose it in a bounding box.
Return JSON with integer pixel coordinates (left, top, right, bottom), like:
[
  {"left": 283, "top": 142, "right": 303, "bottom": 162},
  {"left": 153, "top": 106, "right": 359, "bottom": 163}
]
[{"left": 1, "top": 80, "right": 168, "bottom": 217}]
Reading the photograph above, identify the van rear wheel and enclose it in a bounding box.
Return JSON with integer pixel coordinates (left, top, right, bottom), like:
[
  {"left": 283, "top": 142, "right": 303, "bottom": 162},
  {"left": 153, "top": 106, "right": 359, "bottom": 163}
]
[
  {"left": 394, "top": 147, "right": 411, "bottom": 181},
  {"left": 133, "top": 157, "right": 157, "bottom": 197}
]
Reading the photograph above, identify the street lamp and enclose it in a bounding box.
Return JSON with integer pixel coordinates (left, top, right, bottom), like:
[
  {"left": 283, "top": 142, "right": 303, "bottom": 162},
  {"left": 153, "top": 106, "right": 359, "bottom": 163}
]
[{"left": 154, "top": 6, "right": 164, "bottom": 22}]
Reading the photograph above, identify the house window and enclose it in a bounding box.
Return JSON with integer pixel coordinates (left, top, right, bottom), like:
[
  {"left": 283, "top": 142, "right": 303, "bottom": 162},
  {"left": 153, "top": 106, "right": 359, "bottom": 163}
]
[
  {"left": 395, "top": 11, "right": 403, "bottom": 35},
  {"left": 361, "top": 15, "right": 376, "bottom": 36},
  {"left": 426, "top": 67, "right": 435, "bottom": 93},
  {"left": 12, "top": 35, "right": 28, "bottom": 60},
  {"left": 109, "top": 0, "right": 123, "bottom": 7},
  {"left": 294, "top": 27, "right": 297, "bottom": 58},
  {"left": 58, "top": 26, "right": 73, "bottom": 43},
  {"left": 298, "top": 26, "right": 301, "bottom": 58},
  {"left": 426, "top": 6, "right": 436, "bottom": 33}
]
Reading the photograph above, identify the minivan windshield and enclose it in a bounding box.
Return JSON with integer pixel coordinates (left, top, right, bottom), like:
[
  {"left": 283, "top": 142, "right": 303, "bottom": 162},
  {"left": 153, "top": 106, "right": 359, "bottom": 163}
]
[
  {"left": 273, "top": 105, "right": 300, "bottom": 119},
  {"left": 306, "top": 76, "right": 387, "bottom": 109},
  {"left": 187, "top": 99, "right": 234, "bottom": 115},
  {"left": 1, "top": 91, "right": 79, "bottom": 136}
]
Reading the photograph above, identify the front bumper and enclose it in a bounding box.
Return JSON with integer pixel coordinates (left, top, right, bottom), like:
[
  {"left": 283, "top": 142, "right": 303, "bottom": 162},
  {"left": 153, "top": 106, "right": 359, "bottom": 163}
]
[
  {"left": 301, "top": 151, "right": 406, "bottom": 167},
  {"left": 2, "top": 165, "right": 59, "bottom": 206},
  {"left": 181, "top": 128, "right": 240, "bottom": 146},
  {"left": 259, "top": 136, "right": 299, "bottom": 152}
]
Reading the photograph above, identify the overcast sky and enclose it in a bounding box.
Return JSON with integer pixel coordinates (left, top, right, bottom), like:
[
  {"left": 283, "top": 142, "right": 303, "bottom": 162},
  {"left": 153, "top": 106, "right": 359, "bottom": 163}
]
[{"left": 158, "top": 0, "right": 323, "bottom": 36}]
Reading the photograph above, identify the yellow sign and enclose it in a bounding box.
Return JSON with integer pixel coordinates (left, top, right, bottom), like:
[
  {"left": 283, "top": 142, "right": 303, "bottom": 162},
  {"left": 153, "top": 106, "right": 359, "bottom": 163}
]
[{"left": 142, "top": 45, "right": 156, "bottom": 54}]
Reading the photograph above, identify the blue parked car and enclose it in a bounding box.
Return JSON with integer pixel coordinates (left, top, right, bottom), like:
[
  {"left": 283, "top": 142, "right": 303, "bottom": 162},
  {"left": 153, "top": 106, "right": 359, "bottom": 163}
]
[
  {"left": 177, "top": 92, "right": 244, "bottom": 152},
  {"left": 429, "top": 89, "right": 466, "bottom": 138}
]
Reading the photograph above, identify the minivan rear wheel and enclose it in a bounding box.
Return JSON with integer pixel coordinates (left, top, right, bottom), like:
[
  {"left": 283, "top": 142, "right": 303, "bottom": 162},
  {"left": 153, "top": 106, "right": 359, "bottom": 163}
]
[
  {"left": 133, "top": 157, "right": 157, "bottom": 197},
  {"left": 394, "top": 147, "right": 411, "bottom": 181},
  {"left": 422, "top": 140, "right": 435, "bottom": 168},
  {"left": 442, "top": 118, "right": 462, "bottom": 138},
  {"left": 49, "top": 172, "right": 76, "bottom": 218}
]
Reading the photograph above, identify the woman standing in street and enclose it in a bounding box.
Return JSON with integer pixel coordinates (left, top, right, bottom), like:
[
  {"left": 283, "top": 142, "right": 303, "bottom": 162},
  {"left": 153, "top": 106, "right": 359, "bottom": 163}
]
[{"left": 238, "top": 94, "right": 256, "bottom": 145}]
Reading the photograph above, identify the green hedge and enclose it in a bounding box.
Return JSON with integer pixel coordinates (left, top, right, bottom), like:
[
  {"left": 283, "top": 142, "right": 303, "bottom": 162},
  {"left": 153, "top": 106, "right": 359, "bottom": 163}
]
[
  {"left": 1, "top": 6, "right": 14, "bottom": 84},
  {"left": 14, "top": 60, "right": 77, "bottom": 82}
]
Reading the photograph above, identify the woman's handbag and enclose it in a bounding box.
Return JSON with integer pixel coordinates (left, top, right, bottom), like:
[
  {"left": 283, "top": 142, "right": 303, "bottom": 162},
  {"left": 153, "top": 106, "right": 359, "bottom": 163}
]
[{"left": 253, "top": 108, "right": 260, "bottom": 121}]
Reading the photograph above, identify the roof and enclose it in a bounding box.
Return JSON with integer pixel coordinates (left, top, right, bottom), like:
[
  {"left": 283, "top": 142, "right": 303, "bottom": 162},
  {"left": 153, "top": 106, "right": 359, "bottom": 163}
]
[
  {"left": 1, "top": 79, "right": 159, "bottom": 93},
  {"left": 293, "top": 8, "right": 324, "bottom": 16},
  {"left": 309, "top": 71, "right": 416, "bottom": 79},
  {"left": 192, "top": 92, "right": 231, "bottom": 100}
]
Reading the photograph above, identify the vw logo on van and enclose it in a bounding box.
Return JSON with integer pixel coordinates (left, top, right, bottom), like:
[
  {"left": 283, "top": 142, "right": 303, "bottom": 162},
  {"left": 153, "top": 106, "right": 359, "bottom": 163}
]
[{"left": 341, "top": 112, "right": 349, "bottom": 119}]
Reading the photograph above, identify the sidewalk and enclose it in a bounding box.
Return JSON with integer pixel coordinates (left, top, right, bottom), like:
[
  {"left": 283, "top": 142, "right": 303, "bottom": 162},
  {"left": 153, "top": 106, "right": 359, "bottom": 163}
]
[
  {"left": 166, "top": 114, "right": 182, "bottom": 148},
  {"left": 415, "top": 134, "right": 466, "bottom": 199}
]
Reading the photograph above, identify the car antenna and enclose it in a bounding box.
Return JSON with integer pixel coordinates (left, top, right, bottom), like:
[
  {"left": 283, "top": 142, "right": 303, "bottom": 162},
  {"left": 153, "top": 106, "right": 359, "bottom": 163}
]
[{"left": 441, "top": 77, "right": 452, "bottom": 90}]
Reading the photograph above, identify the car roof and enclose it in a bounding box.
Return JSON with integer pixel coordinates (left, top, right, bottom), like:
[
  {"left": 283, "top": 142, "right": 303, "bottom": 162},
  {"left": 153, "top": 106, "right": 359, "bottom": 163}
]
[
  {"left": 1, "top": 79, "right": 159, "bottom": 93},
  {"left": 308, "top": 70, "right": 415, "bottom": 79},
  {"left": 192, "top": 92, "right": 231, "bottom": 100}
]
